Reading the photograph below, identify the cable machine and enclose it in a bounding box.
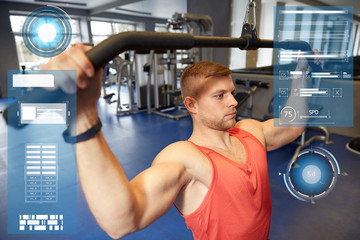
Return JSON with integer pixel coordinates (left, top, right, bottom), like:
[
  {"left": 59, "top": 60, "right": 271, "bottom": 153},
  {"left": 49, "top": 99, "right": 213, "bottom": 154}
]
[
  {"left": 4, "top": 0, "right": 331, "bottom": 182},
  {"left": 144, "top": 12, "right": 215, "bottom": 120}
]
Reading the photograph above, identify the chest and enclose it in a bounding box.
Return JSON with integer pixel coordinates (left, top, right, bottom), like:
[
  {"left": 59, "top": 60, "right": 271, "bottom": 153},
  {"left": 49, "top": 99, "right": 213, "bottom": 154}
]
[
  {"left": 177, "top": 137, "right": 268, "bottom": 215},
  {"left": 188, "top": 137, "right": 248, "bottom": 189},
  {"left": 207, "top": 136, "right": 248, "bottom": 165}
]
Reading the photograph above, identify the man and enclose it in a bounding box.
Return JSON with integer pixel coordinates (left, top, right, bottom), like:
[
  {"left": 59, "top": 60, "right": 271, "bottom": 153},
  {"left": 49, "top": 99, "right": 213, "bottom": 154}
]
[{"left": 41, "top": 44, "right": 309, "bottom": 239}]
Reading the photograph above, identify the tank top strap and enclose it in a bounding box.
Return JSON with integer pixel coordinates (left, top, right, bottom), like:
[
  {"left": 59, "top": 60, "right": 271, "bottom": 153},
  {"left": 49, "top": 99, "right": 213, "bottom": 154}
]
[
  {"left": 186, "top": 140, "right": 215, "bottom": 156},
  {"left": 229, "top": 127, "right": 266, "bottom": 152}
]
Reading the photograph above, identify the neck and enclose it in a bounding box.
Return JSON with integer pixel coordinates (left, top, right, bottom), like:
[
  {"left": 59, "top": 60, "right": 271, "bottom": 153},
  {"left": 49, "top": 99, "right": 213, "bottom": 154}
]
[{"left": 189, "top": 122, "right": 233, "bottom": 149}]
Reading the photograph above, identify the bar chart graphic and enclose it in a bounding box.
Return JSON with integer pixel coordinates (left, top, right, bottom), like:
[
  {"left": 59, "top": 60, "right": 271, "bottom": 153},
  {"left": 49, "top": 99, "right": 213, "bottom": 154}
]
[{"left": 25, "top": 143, "right": 58, "bottom": 203}]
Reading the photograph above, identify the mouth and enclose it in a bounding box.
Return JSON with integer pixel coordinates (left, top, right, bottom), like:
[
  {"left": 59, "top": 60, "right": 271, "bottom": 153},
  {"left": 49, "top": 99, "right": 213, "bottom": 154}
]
[{"left": 226, "top": 112, "right": 237, "bottom": 119}]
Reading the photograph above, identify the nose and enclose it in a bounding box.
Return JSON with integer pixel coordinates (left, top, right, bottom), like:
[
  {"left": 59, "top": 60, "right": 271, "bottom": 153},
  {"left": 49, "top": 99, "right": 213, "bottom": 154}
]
[{"left": 229, "top": 93, "right": 238, "bottom": 108}]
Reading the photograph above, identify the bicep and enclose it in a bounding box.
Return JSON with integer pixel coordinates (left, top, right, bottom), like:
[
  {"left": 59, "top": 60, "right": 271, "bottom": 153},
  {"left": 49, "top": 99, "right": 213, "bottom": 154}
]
[
  {"left": 130, "top": 161, "right": 189, "bottom": 230},
  {"left": 262, "top": 119, "right": 304, "bottom": 151}
]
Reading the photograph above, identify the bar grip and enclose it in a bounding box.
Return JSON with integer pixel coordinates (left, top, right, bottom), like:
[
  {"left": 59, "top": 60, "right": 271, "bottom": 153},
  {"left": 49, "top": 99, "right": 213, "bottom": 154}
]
[
  {"left": 235, "top": 79, "right": 269, "bottom": 88},
  {"left": 275, "top": 40, "right": 322, "bottom": 72}
]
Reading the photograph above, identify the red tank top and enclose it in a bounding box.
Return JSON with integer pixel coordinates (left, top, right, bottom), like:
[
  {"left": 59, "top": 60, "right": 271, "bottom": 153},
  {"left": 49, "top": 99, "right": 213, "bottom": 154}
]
[{"left": 180, "top": 127, "right": 272, "bottom": 240}]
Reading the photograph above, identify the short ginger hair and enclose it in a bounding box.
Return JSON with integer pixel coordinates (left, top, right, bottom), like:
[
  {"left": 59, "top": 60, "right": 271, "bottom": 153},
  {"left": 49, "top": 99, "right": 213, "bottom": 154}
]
[{"left": 180, "top": 61, "right": 232, "bottom": 100}]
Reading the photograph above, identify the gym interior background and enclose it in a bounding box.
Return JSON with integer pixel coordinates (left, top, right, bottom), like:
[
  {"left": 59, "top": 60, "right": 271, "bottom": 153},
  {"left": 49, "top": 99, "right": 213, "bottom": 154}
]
[{"left": 0, "top": 0, "right": 359, "bottom": 239}]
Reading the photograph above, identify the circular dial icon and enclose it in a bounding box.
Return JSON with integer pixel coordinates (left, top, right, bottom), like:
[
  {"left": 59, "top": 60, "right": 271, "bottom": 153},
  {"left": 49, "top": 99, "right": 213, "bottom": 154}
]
[
  {"left": 280, "top": 106, "right": 296, "bottom": 123},
  {"left": 283, "top": 146, "right": 340, "bottom": 203},
  {"left": 22, "top": 6, "right": 72, "bottom": 57}
]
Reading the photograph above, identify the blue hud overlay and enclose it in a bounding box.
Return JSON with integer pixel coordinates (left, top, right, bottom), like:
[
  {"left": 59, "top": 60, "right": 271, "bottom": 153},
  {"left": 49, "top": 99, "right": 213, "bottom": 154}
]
[
  {"left": 7, "top": 70, "right": 77, "bottom": 234},
  {"left": 283, "top": 146, "right": 340, "bottom": 203},
  {"left": 22, "top": 6, "right": 72, "bottom": 57},
  {"left": 273, "top": 6, "right": 353, "bottom": 127}
]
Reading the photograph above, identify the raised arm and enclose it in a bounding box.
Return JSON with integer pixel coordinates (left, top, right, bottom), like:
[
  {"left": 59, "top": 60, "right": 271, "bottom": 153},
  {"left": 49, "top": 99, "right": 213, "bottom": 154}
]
[
  {"left": 237, "top": 52, "right": 320, "bottom": 151},
  {"left": 76, "top": 133, "right": 190, "bottom": 239},
  {"left": 41, "top": 45, "right": 191, "bottom": 239},
  {"left": 260, "top": 50, "right": 320, "bottom": 151},
  {"left": 260, "top": 68, "right": 308, "bottom": 151}
]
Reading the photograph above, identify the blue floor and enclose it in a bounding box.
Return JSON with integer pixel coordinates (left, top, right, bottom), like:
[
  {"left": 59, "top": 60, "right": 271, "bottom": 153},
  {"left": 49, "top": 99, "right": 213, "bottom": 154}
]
[{"left": 1, "top": 96, "right": 360, "bottom": 239}]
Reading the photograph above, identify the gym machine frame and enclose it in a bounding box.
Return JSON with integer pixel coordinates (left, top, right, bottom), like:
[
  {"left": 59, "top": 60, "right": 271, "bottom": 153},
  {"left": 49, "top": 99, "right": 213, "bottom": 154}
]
[
  {"left": 4, "top": 11, "right": 328, "bottom": 166},
  {"left": 144, "top": 13, "right": 214, "bottom": 120}
]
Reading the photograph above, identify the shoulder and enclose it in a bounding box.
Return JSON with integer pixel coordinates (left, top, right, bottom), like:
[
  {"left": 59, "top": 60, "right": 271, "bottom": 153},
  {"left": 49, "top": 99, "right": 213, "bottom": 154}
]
[
  {"left": 152, "top": 141, "right": 213, "bottom": 185},
  {"left": 234, "top": 119, "right": 266, "bottom": 146},
  {"left": 152, "top": 141, "right": 208, "bottom": 167}
]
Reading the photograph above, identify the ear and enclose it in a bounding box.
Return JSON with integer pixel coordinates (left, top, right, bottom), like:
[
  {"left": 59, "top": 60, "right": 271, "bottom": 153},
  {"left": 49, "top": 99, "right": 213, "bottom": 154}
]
[{"left": 184, "top": 96, "right": 197, "bottom": 114}]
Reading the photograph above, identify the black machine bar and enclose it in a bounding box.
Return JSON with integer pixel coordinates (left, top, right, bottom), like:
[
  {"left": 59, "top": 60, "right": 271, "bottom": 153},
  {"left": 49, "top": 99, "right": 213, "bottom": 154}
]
[
  {"left": 86, "top": 31, "right": 319, "bottom": 70},
  {"left": 3, "top": 31, "right": 321, "bottom": 126},
  {"left": 86, "top": 31, "right": 277, "bottom": 69},
  {"left": 275, "top": 40, "right": 313, "bottom": 51},
  {"left": 235, "top": 79, "right": 269, "bottom": 88},
  {"left": 87, "top": 32, "right": 194, "bottom": 69}
]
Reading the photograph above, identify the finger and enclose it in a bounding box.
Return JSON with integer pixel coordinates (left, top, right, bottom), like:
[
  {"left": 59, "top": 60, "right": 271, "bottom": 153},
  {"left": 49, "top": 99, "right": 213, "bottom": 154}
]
[
  {"left": 54, "top": 68, "right": 77, "bottom": 94},
  {"left": 41, "top": 49, "right": 87, "bottom": 92},
  {"left": 41, "top": 60, "right": 78, "bottom": 94},
  {"left": 68, "top": 45, "right": 95, "bottom": 81},
  {"left": 312, "top": 49, "right": 321, "bottom": 65},
  {"left": 73, "top": 43, "right": 92, "bottom": 52},
  {"left": 49, "top": 47, "right": 90, "bottom": 89}
]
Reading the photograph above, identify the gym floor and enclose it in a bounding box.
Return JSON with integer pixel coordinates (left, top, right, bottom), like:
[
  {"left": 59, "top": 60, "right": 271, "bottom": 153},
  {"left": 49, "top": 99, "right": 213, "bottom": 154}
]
[{"left": 1, "top": 93, "right": 359, "bottom": 240}]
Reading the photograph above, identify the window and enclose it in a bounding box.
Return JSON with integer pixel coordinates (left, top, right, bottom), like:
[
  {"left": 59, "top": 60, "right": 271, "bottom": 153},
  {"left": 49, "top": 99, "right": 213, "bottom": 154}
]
[
  {"left": 229, "top": 0, "right": 248, "bottom": 69},
  {"left": 154, "top": 23, "right": 168, "bottom": 32},
  {"left": 10, "top": 14, "right": 82, "bottom": 70},
  {"left": 90, "top": 19, "right": 139, "bottom": 45}
]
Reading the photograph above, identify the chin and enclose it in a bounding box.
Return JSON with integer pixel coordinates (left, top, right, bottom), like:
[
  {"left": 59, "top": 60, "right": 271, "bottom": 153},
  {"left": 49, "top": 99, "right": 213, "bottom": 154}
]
[{"left": 220, "top": 121, "right": 236, "bottom": 131}]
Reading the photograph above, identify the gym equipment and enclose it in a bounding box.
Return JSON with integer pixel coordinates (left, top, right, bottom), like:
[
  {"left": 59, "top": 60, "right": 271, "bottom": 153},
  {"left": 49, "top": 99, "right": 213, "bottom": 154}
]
[
  {"left": 3, "top": 0, "right": 322, "bottom": 125},
  {"left": 101, "top": 65, "right": 116, "bottom": 104},
  {"left": 290, "top": 127, "right": 333, "bottom": 167},
  {"left": 234, "top": 79, "right": 269, "bottom": 119},
  {"left": 85, "top": 31, "right": 320, "bottom": 70},
  {"left": 3, "top": 16, "right": 322, "bottom": 127},
  {"left": 142, "top": 13, "right": 215, "bottom": 120},
  {"left": 167, "top": 12, "right": 214, "bottom": 63},
  {"left": 144, "top": 50, "right": 189, "bottom": 120},
  {"left": 346, "top": 137, "right": 360, "bottom": 155},
  {"left": 110, "top": 53, "right": 136, "bottom": 115},
  {"left": 168, "top": 12, "right": 213, "bottom": 35}
]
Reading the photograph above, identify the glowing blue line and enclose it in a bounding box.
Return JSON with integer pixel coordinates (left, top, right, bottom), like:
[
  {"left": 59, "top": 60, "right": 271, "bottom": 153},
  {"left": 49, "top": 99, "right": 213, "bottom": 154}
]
[
  {"left": 283, "top": 174, "right": 307, "bottom": 202},
  {"left": 317, "top": 147, "right": 340, "bottom": 174}
]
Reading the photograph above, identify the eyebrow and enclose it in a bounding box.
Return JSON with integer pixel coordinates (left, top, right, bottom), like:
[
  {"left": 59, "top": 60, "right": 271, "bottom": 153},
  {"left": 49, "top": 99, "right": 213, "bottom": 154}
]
[{"left": 212, "top": 87, "right": 236, "bottom": 95}]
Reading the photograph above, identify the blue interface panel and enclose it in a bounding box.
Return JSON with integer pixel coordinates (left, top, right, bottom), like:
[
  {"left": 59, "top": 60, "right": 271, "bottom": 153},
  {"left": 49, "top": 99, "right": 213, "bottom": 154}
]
[
  {"left": 7, "top": 70, "right": 77, "bottom": 234},
  {"left": 273, "top": 6, "right": 354, "bottom": 127}
]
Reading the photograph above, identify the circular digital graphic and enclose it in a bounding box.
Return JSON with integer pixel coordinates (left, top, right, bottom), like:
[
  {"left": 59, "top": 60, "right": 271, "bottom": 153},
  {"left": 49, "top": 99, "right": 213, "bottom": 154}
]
[
  {"left": 283, "top": 146, "right": 340, "bottom": 203},
  {"left": 22, "top": 6, "right": 72, "bottom": 57},
  {"left": 280, "top": 106, "right": 296, "bottom": 122},
  {"left": 302, "top": 165, "right": 321, "bottom": 184}
]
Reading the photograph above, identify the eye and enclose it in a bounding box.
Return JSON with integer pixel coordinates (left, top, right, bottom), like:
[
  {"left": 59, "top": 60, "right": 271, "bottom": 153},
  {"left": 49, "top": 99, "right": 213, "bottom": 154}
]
[{"left": 215, "top": 93, "right": 223, "bottom": 99}]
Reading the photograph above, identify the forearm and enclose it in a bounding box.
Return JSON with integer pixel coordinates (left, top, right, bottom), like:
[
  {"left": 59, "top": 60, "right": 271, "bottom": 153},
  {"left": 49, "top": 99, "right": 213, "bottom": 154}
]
[
  {"left": 263, "top": 118, "right": 304, "bottom": 151},
  {"left": 279, "top": 67, "right": 310, "bottom": 130},
  {"left": 75, "top": 115, "right": 138, "bottom": 239},
  {"left": 267, "top": 70, "right": 309, "bottom": 151},
  {"left": 291, "top": 65, "right": 309, "bottom": 117},
  {"left": 40, "top": 45, "right": 139, "bottom": 238}
]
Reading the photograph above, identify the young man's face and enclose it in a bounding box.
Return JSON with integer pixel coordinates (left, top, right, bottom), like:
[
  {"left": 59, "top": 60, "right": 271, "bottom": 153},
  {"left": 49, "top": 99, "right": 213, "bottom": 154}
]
[{"left": 196, "top": 75, "right": 238, "bottom": 131}]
